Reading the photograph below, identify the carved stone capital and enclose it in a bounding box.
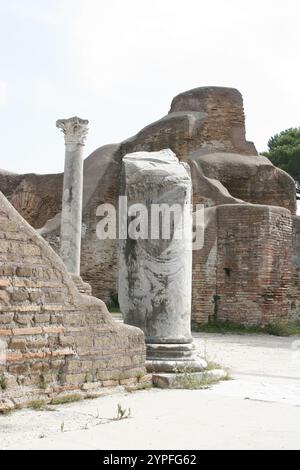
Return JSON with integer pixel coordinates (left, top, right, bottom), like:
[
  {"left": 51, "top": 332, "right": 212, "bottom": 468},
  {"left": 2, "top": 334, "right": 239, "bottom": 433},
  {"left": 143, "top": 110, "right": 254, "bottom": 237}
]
[{"left": 56, "top": 116, "right": 89, "bottom": 146}]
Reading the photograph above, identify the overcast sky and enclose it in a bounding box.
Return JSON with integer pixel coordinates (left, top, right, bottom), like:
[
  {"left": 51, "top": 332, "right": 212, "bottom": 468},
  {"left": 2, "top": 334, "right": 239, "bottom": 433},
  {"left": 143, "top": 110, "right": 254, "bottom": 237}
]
[{"left": 1, "top": 0, "right": 300, "bottom": 174}]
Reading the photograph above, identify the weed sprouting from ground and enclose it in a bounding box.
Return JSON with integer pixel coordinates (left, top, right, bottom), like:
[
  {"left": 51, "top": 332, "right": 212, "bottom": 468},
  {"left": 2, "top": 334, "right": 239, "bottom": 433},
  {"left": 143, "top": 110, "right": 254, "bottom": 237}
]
[
  {"left": 0, "top": 374, "right": 7, "bottom": 391},
  {"left": 107, "top": 291, "right": 120, "bottom": 313},
  {"left": 115, "top": 403, "right": 131, "bottom": 420},
  {"left": 38, "top": 374, "right": 47, "bottom": 390}
]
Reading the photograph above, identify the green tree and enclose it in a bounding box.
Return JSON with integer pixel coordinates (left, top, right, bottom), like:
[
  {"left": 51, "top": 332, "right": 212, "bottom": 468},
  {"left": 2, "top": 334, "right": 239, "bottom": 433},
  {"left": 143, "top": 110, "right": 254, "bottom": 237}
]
[{"left": 263, "top": 127, "right": 300, "bottom": 198}]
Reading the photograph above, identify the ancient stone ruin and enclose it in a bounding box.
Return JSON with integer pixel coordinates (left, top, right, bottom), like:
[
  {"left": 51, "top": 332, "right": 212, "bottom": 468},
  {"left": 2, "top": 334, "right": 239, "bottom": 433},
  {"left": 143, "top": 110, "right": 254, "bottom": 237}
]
[
  {"left": 0, "top": 86, "right": 298, "bottom": 327},
  {"left": 56, "top": 116, "right": 88, "bottom": 277},
  {"left": 0, "top": 191, "right": 146, "bottom": 411},
  {"left": 119, "top": 149, "right": 206, "bottom": 373}
]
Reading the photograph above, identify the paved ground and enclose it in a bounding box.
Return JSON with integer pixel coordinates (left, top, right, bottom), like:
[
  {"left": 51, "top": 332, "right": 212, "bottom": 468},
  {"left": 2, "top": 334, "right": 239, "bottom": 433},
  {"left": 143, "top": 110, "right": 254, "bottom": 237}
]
[{"left": 1, "top": 333, "right": 300, "bottom": 450}]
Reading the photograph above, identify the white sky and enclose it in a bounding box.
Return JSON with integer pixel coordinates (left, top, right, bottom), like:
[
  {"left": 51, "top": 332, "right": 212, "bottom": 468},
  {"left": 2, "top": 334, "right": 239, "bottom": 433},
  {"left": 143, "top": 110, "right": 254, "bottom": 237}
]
[{"left": 0, "top": 0, "right": 300, "bottom": 174}]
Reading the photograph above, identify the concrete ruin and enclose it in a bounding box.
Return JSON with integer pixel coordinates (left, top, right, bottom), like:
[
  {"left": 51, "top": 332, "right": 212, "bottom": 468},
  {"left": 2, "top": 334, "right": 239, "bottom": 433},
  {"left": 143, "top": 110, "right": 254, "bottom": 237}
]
[
  {"left": 0, "top": 192, "right": 146, "bottom": 412},
  {"left": 0, "top": 86, "right": 298, "bottom": 326}
]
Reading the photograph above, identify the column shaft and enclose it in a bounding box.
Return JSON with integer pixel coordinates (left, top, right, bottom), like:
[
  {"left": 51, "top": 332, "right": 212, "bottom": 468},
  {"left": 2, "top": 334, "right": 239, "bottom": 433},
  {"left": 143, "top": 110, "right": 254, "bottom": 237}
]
[{"left": 56, "top": 116, "right": 88, "bottom": 275}]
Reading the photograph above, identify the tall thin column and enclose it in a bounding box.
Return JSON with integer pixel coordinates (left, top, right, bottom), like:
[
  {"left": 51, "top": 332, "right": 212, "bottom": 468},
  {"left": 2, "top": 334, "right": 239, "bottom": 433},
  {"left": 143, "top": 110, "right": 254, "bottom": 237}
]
[{"left": 56, "top": 116, "right": 89, "bottom": 275}]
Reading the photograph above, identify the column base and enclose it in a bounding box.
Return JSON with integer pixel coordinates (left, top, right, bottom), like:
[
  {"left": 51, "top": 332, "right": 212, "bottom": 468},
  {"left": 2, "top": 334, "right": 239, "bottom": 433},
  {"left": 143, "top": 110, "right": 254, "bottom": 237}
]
[{"left": 146, "top": 343, "right": 207, "bottom": 373}]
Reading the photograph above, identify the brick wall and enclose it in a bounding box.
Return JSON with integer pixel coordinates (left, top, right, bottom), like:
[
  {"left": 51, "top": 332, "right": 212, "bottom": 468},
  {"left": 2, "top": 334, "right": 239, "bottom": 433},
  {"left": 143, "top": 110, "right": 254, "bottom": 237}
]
[
  {"left": 192, "top": 204, "right": 292, "bottom": 325},
  {"left": 0, "top": 192, "right": 146, "bottom": 411},
  {"left": 170, "top": 87, "right": 257, "bottom": 156}
]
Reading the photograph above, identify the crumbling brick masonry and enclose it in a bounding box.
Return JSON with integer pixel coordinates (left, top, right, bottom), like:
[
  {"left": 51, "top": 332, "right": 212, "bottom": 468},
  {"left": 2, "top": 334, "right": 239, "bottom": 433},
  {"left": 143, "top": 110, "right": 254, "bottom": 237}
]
[{"left": 0, "top": 192, "right": 146, "bottom": 412}]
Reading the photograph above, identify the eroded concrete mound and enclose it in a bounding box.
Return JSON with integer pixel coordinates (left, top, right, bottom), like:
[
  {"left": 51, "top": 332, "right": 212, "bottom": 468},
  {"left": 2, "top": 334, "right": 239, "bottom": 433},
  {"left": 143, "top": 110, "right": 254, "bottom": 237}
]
[{"left": 191, "top": 152, "right": 296, "bottom": 212}]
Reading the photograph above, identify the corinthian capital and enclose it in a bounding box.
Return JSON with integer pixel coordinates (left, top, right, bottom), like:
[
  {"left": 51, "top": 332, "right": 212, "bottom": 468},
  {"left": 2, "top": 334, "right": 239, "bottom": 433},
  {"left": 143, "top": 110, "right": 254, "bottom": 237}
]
[{"left": 56, "top": 116, "right": 89, "bottom": 146}]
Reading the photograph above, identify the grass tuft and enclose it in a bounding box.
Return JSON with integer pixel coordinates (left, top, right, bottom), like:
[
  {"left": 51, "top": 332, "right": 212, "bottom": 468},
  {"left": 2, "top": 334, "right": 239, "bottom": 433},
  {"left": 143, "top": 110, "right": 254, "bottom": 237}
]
[
  {"left": 29, "top": 400, "right": 47, "bottom": 411},
  {"left": 205, "top": 360, "right": 224, "bottom": 371},
  {"left": 50, "top": 394, "right": 83, "bottom": 406},
  {"left": 173, "top": 364, "right": 229, "bottom": 390},
  {"left": 193, "top": 319, "right": 300, "bottom": 337},
  {"left": 0, "top": 408, "right": 12, "bottom": 416}
]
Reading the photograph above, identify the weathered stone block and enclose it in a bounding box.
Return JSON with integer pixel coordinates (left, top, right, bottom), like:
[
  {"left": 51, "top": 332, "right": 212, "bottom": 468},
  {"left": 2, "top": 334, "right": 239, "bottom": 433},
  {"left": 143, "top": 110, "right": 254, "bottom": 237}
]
[
  {"left": 31, "top": 362, "right": 50, "bottom": 373},
  {"left": 8, "top": 363, "right": 29, "bottom": 375},
  {"left": 120, "top": 377, "right": 138, "bottom": 386},
  {"left": 50, "top": 359, "right": 65, "bottom": 370},
  {"left": 138, "top": 374, "right": 153, "bottom": 384},
  {"left": 73, "top": 335, "right": 93, "bottom": 349},
  {"left": 26, "top": 336, "right": 48, "bottom": 349},
  {"left": 21, "top": 244, "right": 41, "bottom": 256},
  {"left": 14, "top": 313, "right": 33, "bottom": 326},
  {"left": 66, "top": 360, "right": 82, "bottom": 373},
  {"left": 102, "top": 379, "right": 119, "bottom": 387},
  {"left": 0, "top": 313, "right": 13, "bottom": 324},
  {"left": 63, "top": 373, "right": 87, "bottom": 385},
  {"left": 9, "top": 338, "right": 27, "bottom": 350},
  {"left": 29, "top": 291, "right": 42, "bottom": 303},
  {"left": 44, "top": 290, "right": 66, "bottom": 304},
  {"left": 11, "top": 289, "right": 29, "bottom": 303},
  {"left": 81, "top": 381, "right": 102, "bottom": 391},
  {"left": 0, "top": 329, "right": 11, "bottom": 336},
  {"left": 12, "top": 327, "right": 43, "bottom": 336},
  {"left": 59, "top": 334, "right": 75, "bottom": 348},
  {"left": 0, "top": 279, "right": 10, "bottom": 289},
  {"left": 0, "top": 266, "right": 16, "bottom": 276},
  {"left": 16, "top": 267, "right": 33, "bottom": 277},
  {"left": 0, "top": 291, "right": 10, "bottom": 304},
  {"left": 34, "top": 313, "right": 51, "bottom": 323},
  {"left": 43, "top": 326, "right": 64, "bottom": 334}
]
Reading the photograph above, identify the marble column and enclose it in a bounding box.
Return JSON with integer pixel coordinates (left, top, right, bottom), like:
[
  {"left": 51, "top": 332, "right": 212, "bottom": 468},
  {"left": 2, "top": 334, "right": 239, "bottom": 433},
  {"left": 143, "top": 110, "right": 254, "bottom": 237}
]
[
  {"left": 56, "top": 116, "right": 89, "bottom": 276},
  {"left": 119, "top": 149, "right": 206, "bottom": 372}
]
